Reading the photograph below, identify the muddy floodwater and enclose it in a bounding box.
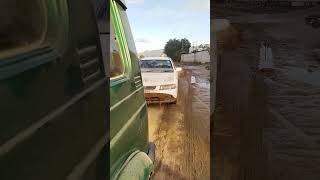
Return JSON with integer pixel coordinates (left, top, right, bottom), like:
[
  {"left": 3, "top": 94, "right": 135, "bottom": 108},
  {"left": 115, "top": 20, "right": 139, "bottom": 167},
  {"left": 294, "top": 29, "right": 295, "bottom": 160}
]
[
  {"left": 147, "top": 64, "right": 210, "bottom": 180},
  {"left": 213, "top": 5, "right": 320, "bottom": 180}
]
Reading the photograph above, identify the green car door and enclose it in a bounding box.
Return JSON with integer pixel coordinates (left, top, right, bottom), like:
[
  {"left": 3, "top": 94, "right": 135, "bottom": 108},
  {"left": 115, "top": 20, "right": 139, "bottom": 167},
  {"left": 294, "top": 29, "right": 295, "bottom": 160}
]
[
  {"left": 0, "top": 0, "right": 108, "bottom": 180},
  {"left": 110, "top": 0, "right": 154, "bottom": 179}
]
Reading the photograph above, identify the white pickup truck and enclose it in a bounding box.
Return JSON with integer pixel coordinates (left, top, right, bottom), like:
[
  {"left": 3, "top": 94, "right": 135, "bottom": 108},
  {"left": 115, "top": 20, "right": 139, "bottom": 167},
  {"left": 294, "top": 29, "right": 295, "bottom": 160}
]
[{"left": 139, "top": 57, "right": 182, "bottom": 104}]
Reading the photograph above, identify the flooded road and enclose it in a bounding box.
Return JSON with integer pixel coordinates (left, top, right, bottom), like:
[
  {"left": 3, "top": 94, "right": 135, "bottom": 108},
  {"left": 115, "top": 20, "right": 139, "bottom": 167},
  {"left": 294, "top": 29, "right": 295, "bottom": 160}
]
[
  {"left": 213, "top": 5, "right": 320, "bottom": 180},
  {"left": 148, "top": 65, "right": 210, "bottom": 180}
]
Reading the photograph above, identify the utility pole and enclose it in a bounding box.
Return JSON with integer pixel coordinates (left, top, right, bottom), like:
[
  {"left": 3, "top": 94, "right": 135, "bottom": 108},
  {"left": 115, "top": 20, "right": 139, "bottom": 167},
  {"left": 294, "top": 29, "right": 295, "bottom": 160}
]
[
  {"left": 181, "top": 40, "right": 184, "bottom": 53},
  {"left": 194, "top": 41, "right": 197, "bottom": 63}
]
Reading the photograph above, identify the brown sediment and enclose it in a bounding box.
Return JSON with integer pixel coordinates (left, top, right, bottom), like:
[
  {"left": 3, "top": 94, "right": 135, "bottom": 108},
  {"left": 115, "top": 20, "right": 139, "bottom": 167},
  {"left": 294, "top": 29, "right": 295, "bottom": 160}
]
[{"left": 148, "top": 65, "right": 210, "bottom": 180}]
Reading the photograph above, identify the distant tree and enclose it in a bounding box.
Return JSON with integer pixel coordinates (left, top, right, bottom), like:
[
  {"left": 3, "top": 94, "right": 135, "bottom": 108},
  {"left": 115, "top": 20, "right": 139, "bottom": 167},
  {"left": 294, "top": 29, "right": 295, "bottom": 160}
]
[
  {"left": 139, "top": 55, "right": 145, "bottom": 59},
  {"left": 164, "top": 38, "right": 181, "bottom": 61},
  {"left": 164, "top": 38, "right": 191, "bottom": 62}
]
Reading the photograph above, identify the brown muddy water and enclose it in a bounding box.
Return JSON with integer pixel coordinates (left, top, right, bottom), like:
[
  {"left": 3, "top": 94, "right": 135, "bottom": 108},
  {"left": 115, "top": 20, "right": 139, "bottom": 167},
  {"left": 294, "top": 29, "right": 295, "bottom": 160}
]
[
  {"left": 148, "top": 65, "right": 210, "bottom": 180},
  {"left": 213, "top": 6, "right": 320, "bottom": 180}
]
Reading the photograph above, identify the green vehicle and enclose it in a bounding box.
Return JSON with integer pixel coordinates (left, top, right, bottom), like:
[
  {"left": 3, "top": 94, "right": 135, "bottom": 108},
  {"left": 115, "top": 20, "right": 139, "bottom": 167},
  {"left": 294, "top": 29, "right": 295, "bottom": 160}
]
[
  {"left": 110, "top": 0, "right": 155, "bottom": 179},
  {"left": 0, "top": 0, "right": 153, "bottom": 179}
]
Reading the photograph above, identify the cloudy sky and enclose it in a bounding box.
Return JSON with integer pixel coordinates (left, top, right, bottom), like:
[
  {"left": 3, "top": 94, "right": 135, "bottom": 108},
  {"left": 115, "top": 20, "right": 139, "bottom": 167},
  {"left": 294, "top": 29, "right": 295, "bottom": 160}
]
[{"left": 125, "top": 0, "right": 210, "bottom": 53}]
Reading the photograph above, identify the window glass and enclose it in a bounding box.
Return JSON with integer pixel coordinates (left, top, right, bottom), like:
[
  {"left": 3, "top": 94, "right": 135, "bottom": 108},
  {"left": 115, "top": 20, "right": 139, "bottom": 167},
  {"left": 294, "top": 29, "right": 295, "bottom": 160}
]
[
  {"left": 0, "top": 0, "right": 47, "bottom": 59},
  {"left": 116, "top": 4, "right": 137, "bottom": 55},
  {"left": 94, "top": 0, "right": 109, "bottom": 33},
  {"left": 139, "top": 60, "right": 173, "bottom": 69},
  {"left": 92, "top": 0, "right": 109, "bottom": 77},
  {"left": 110, "top": 25, "right": 125, "bottom": 78}
]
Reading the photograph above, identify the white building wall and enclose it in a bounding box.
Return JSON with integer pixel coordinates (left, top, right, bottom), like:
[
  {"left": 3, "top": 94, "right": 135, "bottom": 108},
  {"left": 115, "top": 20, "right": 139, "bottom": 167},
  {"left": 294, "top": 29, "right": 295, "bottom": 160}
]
[
  {"left": 181, "top": 51, "right": 210, "bottom": 63},
  {"left": 181, "top": 53, "right": 195, "bottom": 63}
]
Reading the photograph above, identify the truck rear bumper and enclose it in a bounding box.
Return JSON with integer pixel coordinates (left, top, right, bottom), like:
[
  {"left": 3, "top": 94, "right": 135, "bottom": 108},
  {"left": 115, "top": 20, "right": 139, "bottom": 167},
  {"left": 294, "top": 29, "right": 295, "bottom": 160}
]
[{"left": 144, "top": 93, "right": 177, "bottom": 104}]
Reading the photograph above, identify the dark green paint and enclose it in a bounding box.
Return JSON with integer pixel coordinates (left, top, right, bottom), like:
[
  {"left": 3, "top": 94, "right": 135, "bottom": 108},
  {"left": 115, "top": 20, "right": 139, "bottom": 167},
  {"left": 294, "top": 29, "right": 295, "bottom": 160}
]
[
  {"left": 0, "top": 0, "right": 153, "bottom": 179},
  {"left": 110, "top": 0, "right": 153, "bottom": 179},
  {"left": 0, "top": 0, "right": 107, "bottom": 179}
]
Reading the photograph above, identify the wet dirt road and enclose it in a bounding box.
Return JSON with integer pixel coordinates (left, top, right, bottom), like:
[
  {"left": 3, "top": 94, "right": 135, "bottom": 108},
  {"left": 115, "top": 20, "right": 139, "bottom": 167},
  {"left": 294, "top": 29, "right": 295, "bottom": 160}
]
[
  {"left": 214, "top": 6, "right": 320, "bottom": 180},
  {"left": 258, "top": 9, "right": 320, "bottom": 180},
  {"left": 148, "top": 65, "right": 210, "bottom": 180}
]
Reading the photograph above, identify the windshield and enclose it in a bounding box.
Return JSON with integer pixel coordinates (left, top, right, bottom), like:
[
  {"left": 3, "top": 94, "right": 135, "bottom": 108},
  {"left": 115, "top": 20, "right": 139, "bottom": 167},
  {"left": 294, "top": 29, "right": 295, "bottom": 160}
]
[{"left": 139, "top": 60, "right": 173, "bottom": 69}]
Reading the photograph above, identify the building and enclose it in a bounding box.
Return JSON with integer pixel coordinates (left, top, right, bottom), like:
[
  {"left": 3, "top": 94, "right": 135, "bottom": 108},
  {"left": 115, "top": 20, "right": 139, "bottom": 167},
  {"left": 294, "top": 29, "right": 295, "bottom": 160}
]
[
  {"left": 181, "top": 49, "right": 210, "bottom": 63},
  {"left": 189, "top": 44, "right": 210, "bottom": 53}
]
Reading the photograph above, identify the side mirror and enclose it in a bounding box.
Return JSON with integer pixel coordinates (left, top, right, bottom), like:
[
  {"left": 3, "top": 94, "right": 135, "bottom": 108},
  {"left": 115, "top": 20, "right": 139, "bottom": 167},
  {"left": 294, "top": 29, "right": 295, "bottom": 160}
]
[{"left": 176, "top": 67, "right": 182, "bottom": 72}]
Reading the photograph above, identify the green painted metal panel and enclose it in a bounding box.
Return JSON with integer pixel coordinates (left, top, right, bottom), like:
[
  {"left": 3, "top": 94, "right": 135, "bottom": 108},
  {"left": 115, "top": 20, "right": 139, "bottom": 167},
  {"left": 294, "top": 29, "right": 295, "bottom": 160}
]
[
  {"left": 117, "top": 152, "right": 153, "bottom": 180},
  {"left": 0, "top": 0, "right": 108, "bottom": 179},
  {"left": 110, "top": 0, "right": 152, "bottom": 179}
]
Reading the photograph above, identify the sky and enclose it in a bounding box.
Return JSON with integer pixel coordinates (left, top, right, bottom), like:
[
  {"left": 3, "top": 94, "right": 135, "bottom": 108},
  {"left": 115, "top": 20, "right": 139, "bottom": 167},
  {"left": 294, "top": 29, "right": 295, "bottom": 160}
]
[{"left": 125, "top": 0, "right": 210, "bottom": 53}]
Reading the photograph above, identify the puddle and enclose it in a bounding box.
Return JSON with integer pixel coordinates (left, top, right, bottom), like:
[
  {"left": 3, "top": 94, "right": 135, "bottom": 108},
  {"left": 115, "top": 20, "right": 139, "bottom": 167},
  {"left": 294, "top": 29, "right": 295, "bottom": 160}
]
[
  {"left": 192, "top": 76, "right": 210, "bottom": 90},
  {"left": 197, "top": 82, "right": 210, "bottom": 89}
]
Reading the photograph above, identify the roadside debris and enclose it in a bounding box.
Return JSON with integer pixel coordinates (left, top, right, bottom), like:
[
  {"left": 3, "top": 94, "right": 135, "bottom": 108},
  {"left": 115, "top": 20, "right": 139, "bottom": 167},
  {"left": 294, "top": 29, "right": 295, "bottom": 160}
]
[
  {"left": 191, "top": 76, "right": 196, "bottom": 84},
  {"left": 259, "top": 41, "right": 274, "bottom": 73}
]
